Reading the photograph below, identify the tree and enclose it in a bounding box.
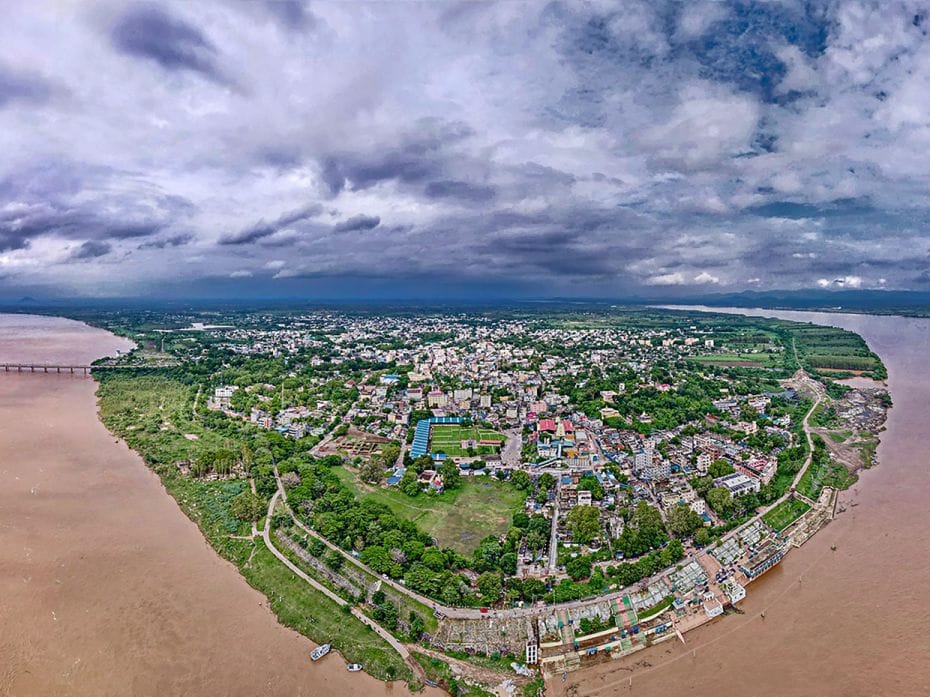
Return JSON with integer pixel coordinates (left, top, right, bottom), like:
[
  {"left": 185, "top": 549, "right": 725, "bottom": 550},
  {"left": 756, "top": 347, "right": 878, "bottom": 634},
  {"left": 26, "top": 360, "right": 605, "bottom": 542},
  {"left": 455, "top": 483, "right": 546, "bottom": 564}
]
[
  {"left": 380, "top": 443, "right": 401, "bottom": 467},
  {"left": 500, "top": 552, "right": 518, "bottom": 576},
  {"left": 373, "top": 601, "right": 398, "bottom": 629},
  {"left": 512, "top": 512, "right": 530, "bottom": 529},
  {"left": 566, "top": 505, "right": 601, "bottom": 545},
  {"left": 708, "top": 459, "right": 735, "bottom": 478},
  {"left": 477, "top": 571, "right": 503, "bottom": 603},
  {"left": 359, "top": 458, "right": 385, "bottom": 485},
  {"left": 420, "top": 547, "right": 446, "bottom": 571},
  {"left": 565, "top": 555, "right": 593, "bottom": 581},
  {"left": 521, "top": 578, "right": 547, "bottom": 601},
  {"left": 706, "top": 487, "right": 734, "bottom": 518},
  {"left": 407, "top": 611, "right": 425, "bottom": 640},
  {"left": 324, "top": 549, "right": 344, "bottom": 571},
  {"left": 231, "top": 490, "right": 264, "bottom": 522},
  {"left": 577, "top": 476, "right": 604, "bottom": 500},
  {"left": 441, "top": 578, "right": 463, "bottom": 605},
  {"left": 666, "top": 503, "right": 702, "bottom": 538},
  {"left": 615, "top": 502, "right": 667, "bottom": 558},
  {"left": 441, "top": 459, "right": 461, "bottom": 490},
  {"left": 510, "top": 470, "right": 531, "bottom": 491},
  {"left": 400, "top": 468, "right": 421, "bottom": 497},
  {"left": 538, "top": 472, "right": 556, "bottom": 492}
]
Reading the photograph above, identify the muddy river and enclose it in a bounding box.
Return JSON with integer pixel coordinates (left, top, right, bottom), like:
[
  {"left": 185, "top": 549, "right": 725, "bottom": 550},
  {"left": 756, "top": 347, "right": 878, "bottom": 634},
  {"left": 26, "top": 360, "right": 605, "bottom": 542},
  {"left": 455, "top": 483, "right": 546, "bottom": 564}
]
[
  {"left": 0, "top": 314, "right": 431, "bottom": 697},
  {"left": 554, "top": 307, "right": 930, "bottom": 697}
]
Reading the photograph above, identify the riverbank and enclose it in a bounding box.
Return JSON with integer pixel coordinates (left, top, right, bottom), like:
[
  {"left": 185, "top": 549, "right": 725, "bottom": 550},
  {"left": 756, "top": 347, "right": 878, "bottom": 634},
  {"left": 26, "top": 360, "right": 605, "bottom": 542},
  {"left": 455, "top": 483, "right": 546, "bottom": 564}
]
[
  {"left": 554, "top": 307, "right": 930, "bottom": 697},
  {"left": 0, "top": 315, "right": 434, "bottom": 697}
]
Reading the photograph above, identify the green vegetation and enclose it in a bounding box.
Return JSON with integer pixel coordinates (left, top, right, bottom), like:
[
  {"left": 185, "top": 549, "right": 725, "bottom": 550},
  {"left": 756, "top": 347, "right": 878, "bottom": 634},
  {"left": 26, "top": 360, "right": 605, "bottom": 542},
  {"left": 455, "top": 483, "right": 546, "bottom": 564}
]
[
  {"left": 604, "top": 541, "right": 685, "bottom": 588},
  {"left": 689, "top": 352, "right": 780, "bottom": 368},
  {"left": 411, "top": 652, "right": 494, "bottom": 697},
  {"left": 245, "top": 545, "right": 411, "bottom": 682},
  {"left": 858, "top": 438, "right": 878, "bottom": 468},
  {"left": 636, "top": 594, "right": 675, "bottom": 621},
  {"left": 786, "top": 324, "right": 886, "bottom": 379},
  {"left": 333, "top": 467, "right": 525, "bottom": 554},
  {"left": 577, "top": 615, "right": 616, "bottom": 636},
  {"left": 797, "top": 434, "right": 857, "bottom": 499},
  {"left": 810, "top": 403, "right": 840, "bottom": 428},
  {"left": 96, "top": 375, "right": 413, "bottom": 682},
  {"left": 429, "top": 424, "right": 506, "bottom": 457},
  {"left": 763, "top": 498, "right": 811, "bottom": 531}
]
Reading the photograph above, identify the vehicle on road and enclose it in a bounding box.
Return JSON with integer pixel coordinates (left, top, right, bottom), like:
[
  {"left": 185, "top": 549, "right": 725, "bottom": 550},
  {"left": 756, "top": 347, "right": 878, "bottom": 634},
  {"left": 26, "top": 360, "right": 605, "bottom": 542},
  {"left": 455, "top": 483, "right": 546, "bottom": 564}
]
[
  {"left": 346, "top": 663, "right": 363, "bottom": 672},
  {"left": 310, "top": 644, "right": 331, "bottom": 661}
]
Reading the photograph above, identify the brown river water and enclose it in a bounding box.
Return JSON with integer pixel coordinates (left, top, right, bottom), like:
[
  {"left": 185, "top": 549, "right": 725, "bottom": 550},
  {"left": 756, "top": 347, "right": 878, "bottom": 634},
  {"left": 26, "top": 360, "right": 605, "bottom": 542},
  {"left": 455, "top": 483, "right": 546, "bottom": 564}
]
[
  {"left": 553, "top": 307, "right": 930, "bottom": 697},
  {"left": 0, "top": 315, "right": 435, "bottom": 697}
]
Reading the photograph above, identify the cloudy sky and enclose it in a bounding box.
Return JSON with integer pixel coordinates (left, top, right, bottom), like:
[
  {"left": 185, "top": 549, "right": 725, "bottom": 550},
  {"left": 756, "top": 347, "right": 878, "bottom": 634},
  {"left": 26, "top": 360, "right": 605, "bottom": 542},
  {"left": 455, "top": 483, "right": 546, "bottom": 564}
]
[{"left": 1, "top": 1, "right": 929, "bottom": 299}]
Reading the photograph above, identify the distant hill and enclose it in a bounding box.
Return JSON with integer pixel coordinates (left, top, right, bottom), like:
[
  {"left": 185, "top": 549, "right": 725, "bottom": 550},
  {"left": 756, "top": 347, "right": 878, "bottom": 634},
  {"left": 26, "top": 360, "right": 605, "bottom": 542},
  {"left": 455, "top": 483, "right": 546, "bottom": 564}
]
[{"left": 675, "top": 289, "right": 930, "bottom": 316}]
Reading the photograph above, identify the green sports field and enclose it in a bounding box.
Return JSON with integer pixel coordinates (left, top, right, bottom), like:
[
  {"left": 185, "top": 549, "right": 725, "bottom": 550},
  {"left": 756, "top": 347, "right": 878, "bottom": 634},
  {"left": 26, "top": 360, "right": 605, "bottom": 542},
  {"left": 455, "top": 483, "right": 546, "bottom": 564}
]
[{"left": 429, "top": 423, "right": 506, "bottom": 456}]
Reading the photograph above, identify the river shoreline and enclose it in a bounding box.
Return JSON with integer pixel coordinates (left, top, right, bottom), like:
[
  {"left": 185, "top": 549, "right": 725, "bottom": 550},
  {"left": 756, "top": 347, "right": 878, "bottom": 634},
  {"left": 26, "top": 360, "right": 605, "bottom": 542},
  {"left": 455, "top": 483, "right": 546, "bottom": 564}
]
[
  {"left": 0, "top": 314, "right": 431, "bottom": 697},
  {"left": 553, "top": 306, "right": 930, "bottom": 697}
]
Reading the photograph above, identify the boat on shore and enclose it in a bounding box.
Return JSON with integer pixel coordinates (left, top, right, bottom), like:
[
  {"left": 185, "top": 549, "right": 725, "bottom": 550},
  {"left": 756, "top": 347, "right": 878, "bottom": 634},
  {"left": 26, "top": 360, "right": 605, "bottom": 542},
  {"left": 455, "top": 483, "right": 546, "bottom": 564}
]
[{"left": 310, "top": 644, "right": 331, "bottom": 661}]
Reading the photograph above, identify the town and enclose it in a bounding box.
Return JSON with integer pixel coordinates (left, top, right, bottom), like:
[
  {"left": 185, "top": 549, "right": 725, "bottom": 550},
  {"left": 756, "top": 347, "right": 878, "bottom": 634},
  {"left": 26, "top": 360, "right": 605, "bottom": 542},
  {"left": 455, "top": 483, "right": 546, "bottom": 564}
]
[{"left": 93, "top": 306, "right": 889, "bottom": 695}]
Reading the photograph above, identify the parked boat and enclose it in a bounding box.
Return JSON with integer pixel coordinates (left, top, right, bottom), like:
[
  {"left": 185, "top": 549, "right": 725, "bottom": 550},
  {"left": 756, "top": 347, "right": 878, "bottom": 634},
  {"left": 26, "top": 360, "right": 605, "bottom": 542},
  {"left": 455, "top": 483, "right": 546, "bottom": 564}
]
[{"left": 310, "top": 644, "right": 331, "bottom": 661}]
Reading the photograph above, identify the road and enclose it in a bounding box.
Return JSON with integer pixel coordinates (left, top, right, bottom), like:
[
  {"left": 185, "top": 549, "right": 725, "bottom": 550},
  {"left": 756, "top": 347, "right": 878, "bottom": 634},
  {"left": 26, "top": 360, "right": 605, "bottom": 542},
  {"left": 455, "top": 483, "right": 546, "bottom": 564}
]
[
  {"left": 260, "top": 484, "right": 426, "bottom": 679},
  {"left": 269, "top": 373, "right": 826, "bottom": 628}
]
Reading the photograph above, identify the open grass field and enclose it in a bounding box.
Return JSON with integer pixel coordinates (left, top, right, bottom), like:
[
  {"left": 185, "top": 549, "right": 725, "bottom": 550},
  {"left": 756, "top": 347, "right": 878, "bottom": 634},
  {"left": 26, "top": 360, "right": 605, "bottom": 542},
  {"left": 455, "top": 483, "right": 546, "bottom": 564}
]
[
  {"left": 429, "top": 423, "right": 506, "bottom": 456},
  {"left": 688, "top": 352, "right": 779, "bottom": 368},
  {"left": 763, "top": 497, "right": 811, "bottom": 531},
  {"left": 334, "top": 467, "right": 524, "bottom": 553}
]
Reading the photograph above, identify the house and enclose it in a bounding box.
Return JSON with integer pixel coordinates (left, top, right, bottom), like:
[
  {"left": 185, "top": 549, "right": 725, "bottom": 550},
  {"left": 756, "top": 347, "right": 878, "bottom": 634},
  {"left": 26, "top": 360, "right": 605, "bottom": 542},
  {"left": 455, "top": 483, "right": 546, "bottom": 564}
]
[
  {"left": 386, "top": 467, "right": 406, "bottom": 486},
  {"left": 427, "top": 390, "right": 448, "bottom": 408},
  {"left": 645, "top": 459, "right": 671, "bottom": 481},
  {"left": 713, "top": 472, "right": 760, "bottom": 497},
  {"left": 736, "top": 457, "right": 776, "bottom": 484}
]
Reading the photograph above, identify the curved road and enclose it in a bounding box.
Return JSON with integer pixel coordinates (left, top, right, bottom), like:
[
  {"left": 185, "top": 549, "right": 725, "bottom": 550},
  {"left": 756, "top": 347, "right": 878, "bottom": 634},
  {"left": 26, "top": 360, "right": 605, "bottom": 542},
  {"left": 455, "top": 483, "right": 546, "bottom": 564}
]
[{"left": 259, "top": 488, "right": 423, "bottom": 676}]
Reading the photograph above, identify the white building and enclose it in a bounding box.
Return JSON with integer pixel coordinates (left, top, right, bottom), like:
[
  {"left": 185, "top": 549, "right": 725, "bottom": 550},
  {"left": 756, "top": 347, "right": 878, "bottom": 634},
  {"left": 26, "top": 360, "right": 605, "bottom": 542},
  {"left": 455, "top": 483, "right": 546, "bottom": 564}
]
[{"left": 713, "top": 472, "right": 761, "bottom": 497}]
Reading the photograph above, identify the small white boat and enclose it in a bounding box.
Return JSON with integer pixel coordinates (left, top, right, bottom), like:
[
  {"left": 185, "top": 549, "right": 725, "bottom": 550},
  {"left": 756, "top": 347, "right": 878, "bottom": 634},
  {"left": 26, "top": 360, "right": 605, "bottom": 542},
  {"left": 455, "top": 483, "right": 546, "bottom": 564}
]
[
  {"left": 346, "top": 663, "right": 363, "bottom": 672},
  {"left": 310, "top": 644, "right": 331, "bottom": 661}
]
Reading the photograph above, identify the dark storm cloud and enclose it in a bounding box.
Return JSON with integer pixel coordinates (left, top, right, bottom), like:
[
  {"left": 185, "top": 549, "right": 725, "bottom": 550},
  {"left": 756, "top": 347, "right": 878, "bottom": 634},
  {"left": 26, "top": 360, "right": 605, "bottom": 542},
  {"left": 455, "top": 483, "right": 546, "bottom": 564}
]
[
  {"left": 4, "top": 1, "right": 930, "bottom": 296},
  {"left": 69, "top": 240, "right": 112, "bottom": 260},
  {"left": 219, "top": 203, "right": 322, "bottom": 245},
  {"left": 333, "top": 214, "right": 381, "bottom": 233},
  {"left": 0, "top": 205, "right": 165, "bottom": 244},
  {"left": 321, "top": 120, "right": 475, "bottom": 194},
  {"left": 0, "top": 65, "right": 53, "bottom": 108},
  {"left": 138, "top": 233, "right": 194, "bottom": 250},
  {"left": 424, "top": 180, "right": 496, "bottom": 203},
  {"left": 264, "top": 0, "right": 315, "bottom": 31},
  {"left": 110, "top": 4, "right": 230, "bottom": 85}
]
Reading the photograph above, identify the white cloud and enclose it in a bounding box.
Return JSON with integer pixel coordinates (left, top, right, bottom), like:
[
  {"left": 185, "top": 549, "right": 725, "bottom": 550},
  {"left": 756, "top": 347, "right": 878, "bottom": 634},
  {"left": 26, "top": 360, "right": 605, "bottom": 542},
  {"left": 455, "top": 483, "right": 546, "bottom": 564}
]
[
  {"left": 693, "top": 271, "right": 720, "bottom": 284},
  {"left": 645, "top": 272, "right": 686, "bottom": 286}
]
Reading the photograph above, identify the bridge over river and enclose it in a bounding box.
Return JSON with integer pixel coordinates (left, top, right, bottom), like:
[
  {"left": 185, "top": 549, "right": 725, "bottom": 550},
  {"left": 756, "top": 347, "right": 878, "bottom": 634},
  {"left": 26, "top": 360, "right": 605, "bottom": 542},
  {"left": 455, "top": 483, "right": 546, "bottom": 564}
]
[{"left": 0, "top": 363, "right": 168, "bottom": 375}]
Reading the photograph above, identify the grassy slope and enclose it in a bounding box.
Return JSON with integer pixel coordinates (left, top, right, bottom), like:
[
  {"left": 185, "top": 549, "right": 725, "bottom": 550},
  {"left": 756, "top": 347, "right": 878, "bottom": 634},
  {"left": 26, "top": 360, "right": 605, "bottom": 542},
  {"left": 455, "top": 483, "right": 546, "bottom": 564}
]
[
  {"left": 334, "top": 466, "right": 524, "bottom": 554},
  {"left": 762, "top": 498, "right": 811, "bottom": 531},
  {"left": 96, "top": 373, "right": 411, "bottom": 683}
]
